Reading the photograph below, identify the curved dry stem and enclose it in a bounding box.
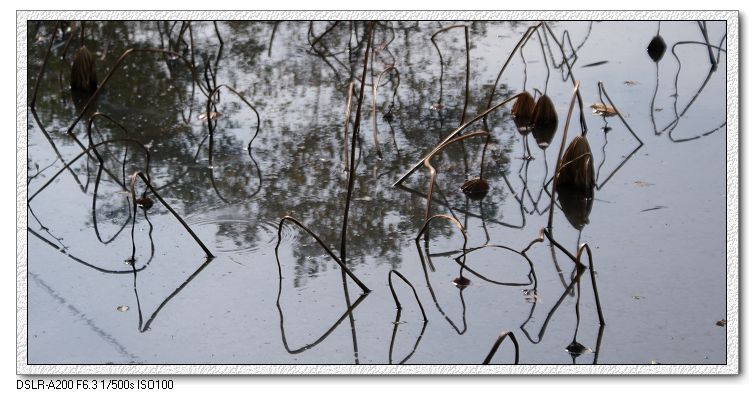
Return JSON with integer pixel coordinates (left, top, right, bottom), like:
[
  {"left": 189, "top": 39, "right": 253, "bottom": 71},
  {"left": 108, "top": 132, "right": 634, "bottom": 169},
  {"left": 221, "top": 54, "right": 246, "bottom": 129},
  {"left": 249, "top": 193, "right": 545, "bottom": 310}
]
[
  {"left": 421, "top": 131, "right": 489, "bottom": 221},
  {"left": 29, "top": 138, "right": 150, "bottom": 202},
  {"left": 129, "top": 171, "right": 214, "bottom": 259},
  {"left": 388, "top": 270, "right": 428, "bottom": 322},
  {"left": 340, "top": 21, "right": 374, "bottom": 265},
  {"left": 276, "top": 216, "right": 370, "bottom": 293},
  {"left": 541, "top": 22, "right": 588, "bottom": 134},
  {"left": 452, "top": 244, "right": 535, "bottom": 287},
  {"left": 576, "top": 243, "right": 605, "bottom": 325},
  {"left": 431, "top": 24, "right": 471, "bottom": 126},
  {"left": 482, "top": 331, "right": 520, "bottom": 364},
  {"left": 394, "top": 93, "right": 522, "bottom": 187},
  {"left": 207, "top": 84, "right": 262, "bottom": 152},
  {"left": 415, "top": 214, "right": 467, "bottom": 251},
  {"left": 483, "top": 22, "right": 542, "bottom": 130}
]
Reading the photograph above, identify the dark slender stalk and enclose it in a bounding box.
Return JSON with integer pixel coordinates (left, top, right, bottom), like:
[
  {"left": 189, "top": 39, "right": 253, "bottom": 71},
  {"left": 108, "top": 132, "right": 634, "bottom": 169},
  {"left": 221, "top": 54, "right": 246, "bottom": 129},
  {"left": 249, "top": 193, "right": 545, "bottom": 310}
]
[
  {"left": 483, "top": 331, "right": 520, "bottom": 364},
  {"left": 129, "top": 171, "right": 214, "bottom": 259},
  {"left": 340, "top": 21, "right": 374, "bottom": 265},
  {"left": 388, "top": 270, "right": 428, "bottom": 322},
  {"left": 394, "top": 93, "right": 522, "bottom": 187},
  {"left": 276, "top": 216, "right": 369, "bottom": 293},
  {"left": 576, "top": 243, "right": 605, "bottom": 325}
]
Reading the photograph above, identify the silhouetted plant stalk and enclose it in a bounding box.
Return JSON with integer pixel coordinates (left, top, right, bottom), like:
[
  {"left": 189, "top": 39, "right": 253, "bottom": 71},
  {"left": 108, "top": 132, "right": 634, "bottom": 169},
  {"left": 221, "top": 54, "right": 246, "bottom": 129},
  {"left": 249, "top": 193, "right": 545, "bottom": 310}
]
[
  {"left": 342, "top": 82, "right": 355, "bottom": 172},
  {"left": 206, "top": 84, "right": 262, "bottom": 156},
  {"left": 394, "top": 93, "right": 524, "bottom": 187},
  {"left": 86, "top": 113, "right": 151, "bottom": 245},
  {"left": 133, "top": 256, "right": 213, "bottom": 333},
  {"left": 414, "top": 223, "right": 469, "bottom": 334},
  {"left": 593, "top": 81, "right": 644, "bottom": 190},
  {"left": 371, "top": 66, "right": 400, "bottom": 158},
  {"left": 576, "top": 243, "right": 605, "bottom": 325},
  {"left": 271, "top": 25, "right": 373, "bottom": 295},
  {"left": 483, "top": 22, "right": 542, "bottom": 131},
  {"left": 452, "top": 245, "right": 535, "bottom": 287},
  {"left": 421, "top": 131, "right": 489, "bottom": 222},
  {"left": 541, "top": 22, "right": 588, "bottom": 134},
  {"left": 388, "top": 309, "right": 428, "bottom": 364},
  {"left": 274, "top": 217, "right": 369, "bottom": 293},
  {"left": 547, "top": 81, "right": 581, "bottom": 230},
  {"left": 29, "top": 138, "right": 150, "bottom": 203},
  {"left": 662, "top": 39, "right": 727, "bottom": 142},
  {"left": 482, "top": 331, "right": 520, "bottom": 364},
  {"left": 340, "top": 21, "right": 374, "bottom": 266},
  {"left": 431, "top": 24, "right": 471, "bottom": 126},
  {"left": 128, "top": 171, "right": 214, "bottom": 260},
  {"left": 698, "top": 21, "right": 718, "bottom": 70},
  {"left": 388, "top": 270, "right": 428, "bottom": 322}
]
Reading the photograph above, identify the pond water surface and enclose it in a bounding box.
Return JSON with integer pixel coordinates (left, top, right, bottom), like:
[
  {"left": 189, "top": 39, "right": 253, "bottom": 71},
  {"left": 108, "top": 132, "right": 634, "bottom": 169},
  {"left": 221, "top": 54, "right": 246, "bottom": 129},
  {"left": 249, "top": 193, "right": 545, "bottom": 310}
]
[{"left": 26, "top": 20, "right": 727, "bottom": 365}]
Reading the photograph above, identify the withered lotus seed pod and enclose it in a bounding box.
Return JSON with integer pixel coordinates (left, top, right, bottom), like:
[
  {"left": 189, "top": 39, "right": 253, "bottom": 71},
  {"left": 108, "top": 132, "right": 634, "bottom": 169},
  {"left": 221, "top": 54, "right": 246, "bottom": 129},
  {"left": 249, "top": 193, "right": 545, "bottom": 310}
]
[
  {"left": 531, "top": 95, "right": 558, "bottom": 149},
  {"left": 647, "top": 35, "right": 667, "bottom": 63},
  {"left": 71, "top": 46, "right": 98, "bottom": 93},
  {"left": 555, "top": 135, "right": 595, "bottom": 192},
  {"left": 512, "top": 91, "right": 536, "bottom": 132},
  {"left": 461, "top": 177, "right": 489, "bottom": 200}
]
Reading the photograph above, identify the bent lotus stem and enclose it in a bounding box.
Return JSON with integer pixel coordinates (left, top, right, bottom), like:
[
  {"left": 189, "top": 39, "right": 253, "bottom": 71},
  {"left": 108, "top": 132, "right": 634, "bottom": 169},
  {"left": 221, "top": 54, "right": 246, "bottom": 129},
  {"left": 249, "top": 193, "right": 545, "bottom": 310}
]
[
  {"left": 207, "top": 84, "right": 263, "bottom": 153},
  {"left": 576, "top": 243, "right": 605, "bottom": 326},
  {"left": 394, "top": 93, "right": 523, "bottom": 187},
  {"left": 129, "top": 171, "right": 214, "bottom": 259},
  {"left": 276, "top": 216, "right": 370, "bottom": 294},
  {"left": 421, "top": 130, "right": 489, "bottom": 222},
  {"left": 483, "top": 331, "right": 520, "bottom": 364},
  {"left": 416, "top": 214, "right": 468, "bottom": 257},
  {"left": 388, "top": 270, "right": 428, "bottom": 322}
]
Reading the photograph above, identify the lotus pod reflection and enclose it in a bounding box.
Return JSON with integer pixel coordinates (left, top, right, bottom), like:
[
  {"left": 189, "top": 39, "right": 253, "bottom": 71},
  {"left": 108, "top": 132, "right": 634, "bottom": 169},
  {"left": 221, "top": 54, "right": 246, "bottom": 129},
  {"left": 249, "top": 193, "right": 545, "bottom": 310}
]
[
  {"left": 531, "top": 95, "right": 558, "bottom": 148},
  {"left": 556, "top": 184, "right": 594, "bottom": 230},
  {"left": 647, "top": 35, "right": 667, "bottom": 63},
  {"left": 512, "top": 91, "right": 536, "bottom": 133},
  {"left": 461, "top": 177, "right": 489, "bottom": 200},
  {"left": 71, "top": 46, "right": 98, "bottom": 93},
  {"left": 556, "top": 135, "right": 595, "bottom": 192}
]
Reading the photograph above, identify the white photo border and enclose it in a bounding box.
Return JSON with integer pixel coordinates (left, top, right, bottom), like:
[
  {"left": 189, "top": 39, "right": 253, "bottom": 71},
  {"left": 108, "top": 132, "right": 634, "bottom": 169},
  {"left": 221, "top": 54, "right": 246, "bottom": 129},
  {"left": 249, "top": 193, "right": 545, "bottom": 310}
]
[{"left": 16, "top": 9, "right": 739, "bottom": 375}]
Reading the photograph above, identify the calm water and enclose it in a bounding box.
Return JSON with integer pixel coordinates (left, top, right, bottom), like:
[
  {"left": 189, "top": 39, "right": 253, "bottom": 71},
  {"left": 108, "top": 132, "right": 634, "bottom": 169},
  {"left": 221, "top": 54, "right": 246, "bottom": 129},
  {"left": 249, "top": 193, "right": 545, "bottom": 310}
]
[{"left": 26, "top": 20, "right": 727, "bottom": 365}]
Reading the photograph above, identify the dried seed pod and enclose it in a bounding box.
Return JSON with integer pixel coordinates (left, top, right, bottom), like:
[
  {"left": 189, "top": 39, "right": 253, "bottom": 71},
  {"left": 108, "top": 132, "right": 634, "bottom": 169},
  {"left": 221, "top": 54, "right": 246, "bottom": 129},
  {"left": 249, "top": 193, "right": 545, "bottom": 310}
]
[
  {"left": 512, "top": 91, "right": 536, "bottom": 133},
  {"left": 531, "top": 95, "right": 558, "bottom": 149},
  {"left": 555, "top": 135, "right": 595, "bottom": 192},
  {"left": 71, "top": 46, "right": 98, "bottom": 93},
  {"left": 453, "top": 276, "right": 471, "bottom": 288},
  {"left": 461, "top": 177, "right": 489, "bottom": 200},
  {"left": 136, "top": 196, "right": 154, "bottom": 210},
  {"left": 556, "top": 184, "right": 594, "bottom": 230},
  {"left": 566, "top": 340, "right": 590, "bottom": 356},
  {"left": 647, "top": 35, "right": 667, "bottom": 63}
]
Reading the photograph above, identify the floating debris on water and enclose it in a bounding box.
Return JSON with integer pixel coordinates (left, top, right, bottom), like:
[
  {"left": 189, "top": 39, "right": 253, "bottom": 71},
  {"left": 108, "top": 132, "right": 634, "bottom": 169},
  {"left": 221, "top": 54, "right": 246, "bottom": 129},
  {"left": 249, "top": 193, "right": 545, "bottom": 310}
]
[
  {"left": 590, "top": 103, "right": 618, "bottom": 117},
  {"left": 198, "top": 111, "right": 222, "bottom": 121},
  {"left": 116, "top": 305, "right": 129, "bottom": 312},
  {"left": 641, "top": 205, "right": 667, "bottom": 212},
  {"left": 582, "top": 60, "right": 609, "bottom": 68},
  {"left": 716, "top": 319, "right": 727, "bottom": 327}
]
